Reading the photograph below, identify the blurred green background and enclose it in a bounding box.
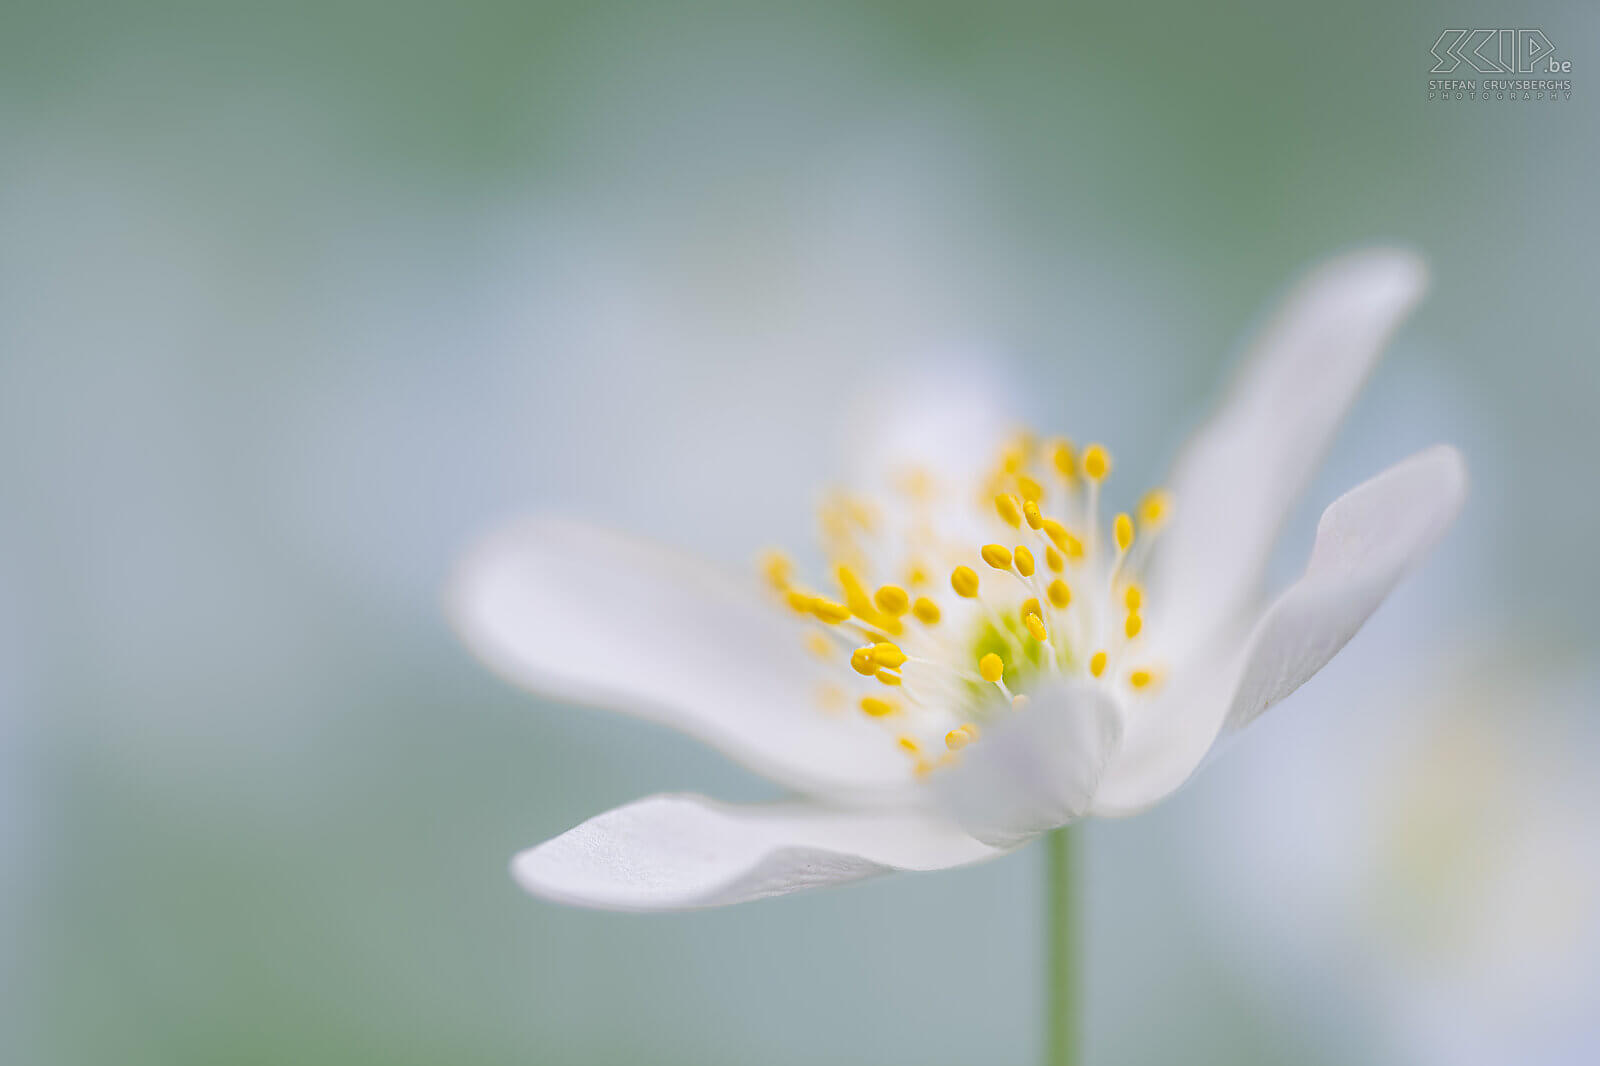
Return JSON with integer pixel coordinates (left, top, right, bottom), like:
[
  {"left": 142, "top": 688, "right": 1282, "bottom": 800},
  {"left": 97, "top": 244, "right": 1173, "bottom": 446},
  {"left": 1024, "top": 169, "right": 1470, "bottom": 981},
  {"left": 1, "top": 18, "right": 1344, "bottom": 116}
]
[{"left": 2, "top": 2, "right": 1596, "bottom": 1064}]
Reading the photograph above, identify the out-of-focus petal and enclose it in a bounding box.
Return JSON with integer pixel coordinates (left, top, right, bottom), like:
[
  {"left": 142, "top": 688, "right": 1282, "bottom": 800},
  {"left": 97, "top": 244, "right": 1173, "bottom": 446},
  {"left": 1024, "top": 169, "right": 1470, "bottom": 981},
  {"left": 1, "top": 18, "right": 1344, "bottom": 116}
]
[
  {"left": 1094, "top": 445, "right": 1467, "bottom": 815},
  {"left": 1152, "top": 248, "right": 1429, "bottom": 651},
  {"left": 511, "top": 793, "right": 1004, "bottom": 911},
  {"left": 447, "top": 518, "right": 916, "bottom": 801},
  {"left": 933, "top": 681, "right": 1124, "bottom": 847}
]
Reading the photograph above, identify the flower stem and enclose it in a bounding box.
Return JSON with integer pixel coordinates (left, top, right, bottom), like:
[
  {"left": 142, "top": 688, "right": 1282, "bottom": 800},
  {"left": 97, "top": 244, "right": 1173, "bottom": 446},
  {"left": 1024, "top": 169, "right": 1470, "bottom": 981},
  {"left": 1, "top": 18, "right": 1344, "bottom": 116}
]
[{"left": 1044, "top": 825, "right": 1080, "bottom": 1066}]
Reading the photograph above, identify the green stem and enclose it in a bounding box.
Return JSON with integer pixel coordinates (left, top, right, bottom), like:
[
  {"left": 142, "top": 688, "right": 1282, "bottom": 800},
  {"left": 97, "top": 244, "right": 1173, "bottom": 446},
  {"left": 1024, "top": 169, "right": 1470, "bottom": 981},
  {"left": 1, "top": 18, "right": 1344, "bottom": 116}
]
[{"left": 1044, "top": 825, "right": 1079, "bottom": 1066}]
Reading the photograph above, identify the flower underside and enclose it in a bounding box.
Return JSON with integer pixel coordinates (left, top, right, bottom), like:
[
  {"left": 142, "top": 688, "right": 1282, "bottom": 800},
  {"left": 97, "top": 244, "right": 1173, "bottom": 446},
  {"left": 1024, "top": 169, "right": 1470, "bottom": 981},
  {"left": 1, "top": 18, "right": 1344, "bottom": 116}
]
[{"left": 765, "top": 432, "right": 1171, "bottom": 776}]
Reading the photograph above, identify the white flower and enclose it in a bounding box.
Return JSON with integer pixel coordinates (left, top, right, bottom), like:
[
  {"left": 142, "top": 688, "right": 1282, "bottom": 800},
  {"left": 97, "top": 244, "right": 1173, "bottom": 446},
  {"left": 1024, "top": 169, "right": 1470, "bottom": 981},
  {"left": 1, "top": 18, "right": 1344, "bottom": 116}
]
[{"left": 448, "top": 248, "right": 1466, "bottom": 911}]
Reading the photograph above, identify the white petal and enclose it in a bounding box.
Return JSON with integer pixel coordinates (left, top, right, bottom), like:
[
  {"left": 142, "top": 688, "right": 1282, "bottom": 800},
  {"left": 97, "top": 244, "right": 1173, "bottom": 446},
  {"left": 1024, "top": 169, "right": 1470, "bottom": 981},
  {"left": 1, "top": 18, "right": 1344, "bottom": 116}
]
[
  {"left": 933, "top": 681, "right": 1124, "bottom": 847},
  {"left": 447, "top": 518, "right": 915, "bottom": 800},
  {"left": 511, "top": 793, "right": 1004, "bottom": 911},
  {"left": 1153, "top": 248, "right": 1429, "bottom": 649},
  {"left": 1095, "top": 445, "right": 1467, "bottom": 815}
]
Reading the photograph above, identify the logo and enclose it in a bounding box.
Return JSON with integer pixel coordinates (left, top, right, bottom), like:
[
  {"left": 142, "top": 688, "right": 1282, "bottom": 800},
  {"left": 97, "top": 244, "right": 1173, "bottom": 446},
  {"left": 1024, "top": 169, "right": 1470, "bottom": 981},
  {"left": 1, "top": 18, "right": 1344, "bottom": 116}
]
[
  {"left": 1430, "top": 30, "right": 1566, "bottom": 74},
  {"left": 1428, "top": 29, "right": 1574, "bottom": 103}
]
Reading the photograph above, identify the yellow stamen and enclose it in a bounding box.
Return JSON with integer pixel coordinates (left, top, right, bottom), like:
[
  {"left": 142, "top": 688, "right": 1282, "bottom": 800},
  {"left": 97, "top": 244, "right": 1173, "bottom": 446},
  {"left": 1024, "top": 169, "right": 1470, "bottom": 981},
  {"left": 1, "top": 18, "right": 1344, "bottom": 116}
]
[
  {"left": 875, "top": 668, "right": 902, "bottom": 687},
  {"left": 1013, "top": 544, "right": 1035, "bottom": 577},
  {"left": 1000, "top": 443, "right": 1025, "bottom": 474},
  {"left": 1083, "top": 443, "right": 1111, "bottom": 481},
  {"left": 897, "top": 735, "right": 920, "bottom": 754},
  {"left": 1045, "top": 545, "right": 1064, "bottom": 572},
  {"left": 1114, "top": 512, "right": 1134, "bottom": 553},
  {"left": 906, "top": 561, "right": 931, "bottom": 587},
  {"left": 1138, "top": 489, "right": 1172, "bottom": 528},
  {"left": 979, "top": 653, "right": 1005, "bottom": 683},
  {"left": 951, "top": 566, "right": 979, "bottom": 598},
  {"left": 1050, "top": 439, "right": 1076, "bottom": 480},
  {"left": 1129, "top": 669, "right": 1154, "bottom": 689},
  {"left": 762, "top": 550, "right": 793, "bottom": 591},
  {"left": 1047, "top": 578, "right": 1072, "bottom": 608},
  {"left": 836, "top": 565, "right": 882, "bottom": 623},
  {"left": 1040, "top": 519, "right": 1084, "bottom": 559},
  {"left": 1016, "top": 475, "right": 1044, "bottom": 503},
  {"left": 860, "top": 696, "right": 897, "bottom": 718},
  {"left": 785, "top": 589, "right": 814, "bottom": 614},
  {"left": 1089, "top": 650, "right": 1107, "bottom": 678},
  {"left": 1021, "top": 597, "right": 1041, "bottom": 620},
  {"left": 806, "top": 632, "right": 832, "bottom": 658},
  {"left": 811, "top": 598, "right": 851, "bottom": 624},
  {"left": 871, "top": 642, "right": 907, "bottom": 669},
  {"left": 913, "top": 596, "right": 942, "bottom": 624},
  {"left": 850, "top": 647, "right": 876, "bottom": 676},
  {"left": 873, "top": 585, "right": 910, "bottom": 617},
  {"left": 1023, "top": 500, "right": 1044, "bottom": 530},
  {"left": 1123, "top": 584, "right": 1142, "bottom": 611},
  {"left": 995, "top": 493, "right": 1023, "bottom": 528},
  {"left": 1124, "top": 612, "right": 1142, "bottom": 639},
  {"left": 912, "top": 757, "right": 933, "bottom": 778},
  {"left": 981, "top": 544, "right": 1013, "bottom": 570},
  {"left": 1025, "top": 613, "right": 1048, "bottom": 641},
  {"left": 945, "top": 724, "right": 978, "bottom": 751}
]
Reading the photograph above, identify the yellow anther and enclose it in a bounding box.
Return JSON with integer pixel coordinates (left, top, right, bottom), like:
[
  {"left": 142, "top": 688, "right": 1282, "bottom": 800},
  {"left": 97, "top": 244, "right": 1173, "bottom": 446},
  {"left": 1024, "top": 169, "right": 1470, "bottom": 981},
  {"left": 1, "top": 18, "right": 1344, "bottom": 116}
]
[
  {"left": 860, "top": 696, "right": 897, "bottom": 718},
  {"left": 912, "top": 757, "right": 933, "bottom": 778},
  {"left": 1021, "top": 597, "right": 1041, "bottom": 620},
  {"left": 850, "top": 647, "right": 876, "bottom": 676},
  {"left": 1025, "top": 613, "right": 1048, "bottom": 641},
  {"left": 1045, "top": 545, "right": 1065, "bottom": 572},
  {"left": 1114, "top": 512, "right": 1134, "bottom": 553},
  {"left": 1082, "top": 443, "right": 1111, "bottom": 481},
  {"left": 979, "top": 653, "right": 1005, "bottom": 683},
  {"left": 810, "top": 598, "right": 851, "bottom": 624},
  {"left": 1063, "top": 532, "right": 1085, "bottom": 559},
  {"left": 1139, "top": 489, "right": 1172, "bottom": 528},
  {"left": 1129, "top": 669, "right": 1154, "bottom": 689},
  {"left": 762, "top": 550, "right": 794, "bottom": 591},
  {"left": 1123, "top": 584, "right": 1142, "bottom": 611},
  {"left": 995, "top": 493, "right": 1023, "bottom": 529},
  {"left": 913, "top": 596, "right": 942, "bottom": 624},
  {"left": 1016, "top": 475, "right": 1044, "bottom": 503},
  {"left": 1014, "top": 544, "right": 1036, "bottom": 577},
  {"left": 1023, "top": 500, "right": 1044, "bottom": 530},
  {"left": 836, "top": 565, "right": 878, "bottom": 620},
  {"left": 871, "top": 642, "right": 907, "bottom": 669},
  {"left": 1124, "top": 612, "right": 1143, "bottom": 639},
  {"left": 1050, "top": 439, "right": 1077, "bottom": 480},
  {"left": 897, "top": 735, "right": 920, "bottom": 754},
  {"left": 806, "top": 632, "right": 833, "bottom": 658},
  {"left": 1000, "top": 442, "right": 1026, "bottom": 474},
  {"left": 873, "top": 585, "right": 910, "bottom": 617},
  {"left": 981, "top": 544, "right": 1013, "bottom": 570},
  {"left": 945, "top": 725, "right": 977, "bottom": 751},
  {"left": 951, "top": 566, "right": 980, "bottom": 598},
  {"left": 1047, "top": 578, "right": 1072, "bottom": 609},
  {"left": 875, "top": 668, "right": 902, "bottom": 687},
  {"left": 906, "top": 561, "right": 931, "bottom": 588},
  {"left": 1089, "top": 650, "right": 1107, "bottom": 678},
  {"left": 785, "top": 588, "right": 814, "bottom": 614}
]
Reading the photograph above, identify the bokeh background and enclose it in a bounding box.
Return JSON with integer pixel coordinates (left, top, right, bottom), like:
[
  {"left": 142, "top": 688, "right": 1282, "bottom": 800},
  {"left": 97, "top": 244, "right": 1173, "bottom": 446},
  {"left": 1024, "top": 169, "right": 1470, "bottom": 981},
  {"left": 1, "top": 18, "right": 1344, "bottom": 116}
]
[{"left": 3, "top": 2, "right": 1596, "bottom": 1063}]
